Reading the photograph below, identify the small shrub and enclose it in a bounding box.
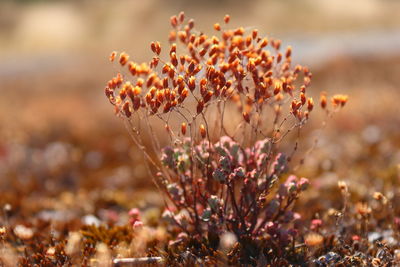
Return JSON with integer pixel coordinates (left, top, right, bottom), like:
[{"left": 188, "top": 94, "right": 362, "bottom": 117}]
[{"left": 104, "top": 12, "right": 346, "bottom": 265}]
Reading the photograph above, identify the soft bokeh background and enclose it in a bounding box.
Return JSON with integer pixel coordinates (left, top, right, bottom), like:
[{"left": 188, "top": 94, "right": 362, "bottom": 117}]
[{"left": 1, "top": 0, "right": 400, "bottom": 221}]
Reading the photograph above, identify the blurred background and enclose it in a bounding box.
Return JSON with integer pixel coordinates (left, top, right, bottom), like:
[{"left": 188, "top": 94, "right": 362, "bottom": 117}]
[{"left": 1, "top": 0, "right": 400, "bottom": 221}]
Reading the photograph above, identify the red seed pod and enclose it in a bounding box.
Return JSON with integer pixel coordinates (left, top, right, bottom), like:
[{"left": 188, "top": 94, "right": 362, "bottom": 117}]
[
  {"left": 294, "top": 64, "right": 302, "bottom": 74},
  {"left": 209, "top": 44, "right": 219, "bottom": 57},
  {"left": 181, "top": 88, "right": 189, "bottom": 99},
  {"left": 123, "top": 102, "right": 132, "bottom": 117},
  {"left": 177, "top": 83, "right": 184, "bottom": 95},
  {"left": 176, "top": 75, "right": 184, "bottom": 85},
  {"left": 119, "top": 88, "right": 127, "bottom": 100},
  {"left": 169, "top": 30, "right": 177, "bottom": 42},
  {"left": 146, "top": 74, "right": 155, "bottom": 88},
  {"left": 155, "top": 42, "right": 161, "bottom": 55},
  {"left": 178, "top": 11, "right": 185, "bottom": 23},
  {"left": 234, "top": 27, "right": 244, "bottom": 36},
  {"left": 300, "top": 92, "right": 306, "bottom": 105},
  {"left": 252, "top": 29, "right": 258, "bottom": 40},
  {"left": 242, "top": 111, "right": 250, "bottom": 123},
  {"left": 164, "top": 88, "right": 171, "bottom": 99},
  {"left": 245, "top": 36, "right": 252, "bottom": 47},
  {"left": 203, "top": 91, "right": 213, "bottom": 103},
  {"left": 168, "top": 68, "right": 175, "bottom": 79},
  {"left": 193, "top": 64, "right": 202, "bottom": 75},
  {"left": 181, "top": 122, "right": 187, "bottom": 135},
  {"left": 272, "top": 39, "right": 281, "bottom": 50},
  {"left": 214, "top": 23, "right": 221, "bottom": 31},
  {"left": 161, "top": 78, "right": 168, "bottom": 89},
  {"left": 307, "top": 97, "right": 314, "bottom": 111},
  {"left": 128, "top": 62, "right": 137, "bottom": 75},
  {"left": 247, "top": 58, "right": 256, "bottom": 72},
  {"left": 199, "top": 124, "right": 206, "bottom": 139},
  {"left": 170, "top": 43, "right": 177, "bottom": 55},
  {"left": 179, "top": 55, "right": 186, "bottom": 65},
  {"left": 285, "top": 46, "right": 292, "bottom": 58},
  {"left": 260, "top": 38, "right": 268, "bottom": 48},
  {"left": 224, "top": 14, "right": 230, "bottom": 24},
  {"left": 163, "top": 102, "right": 171, "bottom": 113},
  {"left": 170, "top": 52, "right": 178, "bottom": 67},
  {"left": 178, "top": 31, "right": 187, "bottom": 43},
  {"left": 320, "top": 93, "right": 327, "bottom": 109},
  {"left": 151, "top": 42, "right": 157, "bottom": 54},
  {"left": 156, "top": 90, "right": 164, "bottom": 103},
  {"left": 109, "top": 51, "right": 117, "bottom": 62},
  {"left": 119, "top": 52, "right": 129, "bottom": 66},
  {"left": 188, "top": 61, "right": 195, "bottom": 73},
  {"left": 188, "top": 76, "right": 196, "bottom": 91},
  {"left": 132, "top": 96, "right": 140, "bottom": 110},
  {"left": 170, "top": 16, "right": 178, "bottom": 27},
  {"left": 188, "top": 19, "right": 195, "bottom": 29},
  {"left": 162, "top": 64, "right": 170, "bottom": 74},
  {"left": 189, "top": 34, "right": 196, "bottom": 44},
  {"left": 136, "top": 78, "right": 144, "bottom": 87},
  {"left": 277, "top": 53, "right": 282, "bottom": 63},
  {"left": 197, "top": 100, "right": 204, "bottom": 114},
  {"left": 105, "top": 87, "right": 114, "bottom": 100},
  {"left": 291, "top": 100, "right": 298, "bottom": 111},
  {"left": 149, "top": 87, "right": 157, "bottom": 98}
]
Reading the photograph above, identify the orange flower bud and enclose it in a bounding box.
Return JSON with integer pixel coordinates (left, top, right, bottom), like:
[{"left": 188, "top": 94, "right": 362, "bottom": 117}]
[
  {"left": 273, "top": 81, "right": 281, "bottom": 95},
  {"left": 197, "top": 100, "right": 204, "bottom": 114},
  {"left": 233, "top": 27, "right": 244, "bottom": 36},
  {"left": 123, "top": 102, "right": 131, "bottom": 117},
  {"left": 156, "top": 90, "right": 164, "bottom": 103},
  {"left": 188, "top": 19, "right": 195, "bottom": 29},
  {"left": 109, "top": 51, "right": 117, "bottom": 62},
  {"left": 133, "top": 96, "right": 141, "bottom": 110},
  {"left": 214, "top": 23, "right": 221, "bottom": 31},
  {"left": 252, "top": 29, "right": 258, "bottom": 40},
  {"left": 170, "top": 15, "right": 178, "bottom": 27},
  {"left": 224, "top": 14, "right": 230, "bottom": 24},
  {"left": 170, "top": 52, "right": 178, "bottom": 67},
  {"left": 188, "top": 76, "right": 196, "bottom": 91},
  {"left": 178, "top": 11, "right": 185, "bottom": 23},
  {"left": 260, "top": 38, "right": 268, "bottom": 48},
  {"left": 307, "top": 97, "right": 314, "bottom": 111},
  {"left": 285, "top": 46, "right": 292, "bottom": 58},
  {"left": 199, "top": 124, "right": 206, "bottom": 139},
  {"left": 181, "top": 122, "right": 187, "bottom": 135},
  {"left": 181, "top": 88, "right": 189, "bottom": 99},
  {"left": 276, "top": 53, "right": 282, "bottom": 63},
  {"left": 119, "top": 52, "right": 129, "bottom": 66},
  {"left": 320, "top": 93, "right": 327, "bottom": 109},
  {"left": 203, "top": 91, "right": 213, "bottom": 103},
  {"left": 300, "top": 92, "right": 306, "bottom": 105}
]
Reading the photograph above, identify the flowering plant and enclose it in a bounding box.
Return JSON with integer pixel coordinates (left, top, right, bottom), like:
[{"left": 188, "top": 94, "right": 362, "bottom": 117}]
[{"left": 104, "top": 12, "right": 347, "bottom": 264}]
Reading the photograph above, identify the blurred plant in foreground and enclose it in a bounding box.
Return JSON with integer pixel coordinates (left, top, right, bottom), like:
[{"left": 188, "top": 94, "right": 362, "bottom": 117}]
[{"left": 104, "top": 12, "right": 346, "bottom": 265}]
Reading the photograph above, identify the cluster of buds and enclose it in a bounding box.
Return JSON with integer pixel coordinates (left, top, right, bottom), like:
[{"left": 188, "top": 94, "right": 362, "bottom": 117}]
[{"left": 104, "top": 12, "right": 349, "bottom": 142}]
